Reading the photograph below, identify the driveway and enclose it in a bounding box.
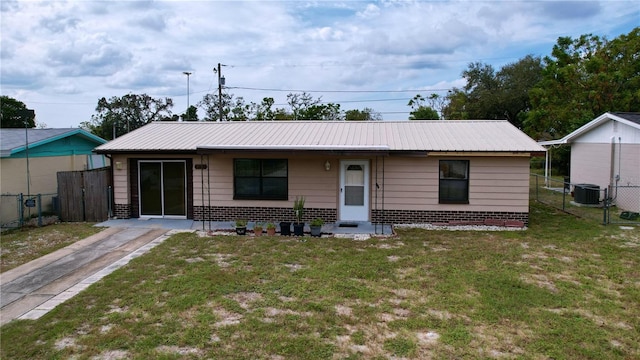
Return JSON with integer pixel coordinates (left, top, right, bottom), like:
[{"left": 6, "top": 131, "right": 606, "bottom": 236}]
[{"left": 0, "top": 227, "right": 173, "bottom": 326}]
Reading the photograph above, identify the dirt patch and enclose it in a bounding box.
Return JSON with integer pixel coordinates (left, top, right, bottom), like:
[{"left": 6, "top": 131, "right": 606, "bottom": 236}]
[
  {"left": 226, "top": 292, "right": 262, "bottom": 310},
  {"left": 91, "top": 350, "right": 130, "bottom": 360},
  {"left": 335, "top": 304, "right": 353, "bottom": 317},
  {"left": 54, "top": 336, "right": 76, "bottom": 350},
  {"left": 212, "top": 307, "right": 243, "bottom": 327},
  {"left": 156, "top": 345, "right": 203, "bottom": 356},
  {"left": 520, "top": 274, "right": 558, "bottom": 293},
  {"left": 284, "top": 263, "right": 304, "bottom": 272}
]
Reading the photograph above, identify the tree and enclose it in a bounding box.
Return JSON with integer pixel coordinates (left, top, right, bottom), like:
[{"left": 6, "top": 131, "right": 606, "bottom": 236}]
[
  {"left": 287, "top": 92, "right": 321, "bottom": 120},
  {"left": 495, "top": 55, "right": 543, "bottom": 128},
  {"left": 81, "top": 94, "right": 173, "bottom": 140},
  {"left": 181, "top": 105, "right": 199, "bottom": 121},
  {"left": 198, "top": 93, "right": 251, "bottom": 121},
  {"left": 525, "top": 28, "right": 640, "bottom": 140},
  {"left": 1, "top": 96, "right": 36, "bottom": 128},
  {"left": 440, "top": 56, "right": 542, "bottom": 126},
  {"left": 252, "top": 97, "right": 276, "bottom": 121},
  {"left": 407, "top": 95, "right": 439, "bottom": 120},
  {"left": 345, "top": 108, "right": 382, "bottom": 121},
  {"left": 442, "top": 89, "right": 468, "bottom": 120}
]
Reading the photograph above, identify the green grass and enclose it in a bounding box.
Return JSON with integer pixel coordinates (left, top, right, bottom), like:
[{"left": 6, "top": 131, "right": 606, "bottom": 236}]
[
  {"left": 0, "top": 223, "right": 102, "bottom": 272},
  {"left": 1, "top": 202, "right": 639, "bottom": 359}
]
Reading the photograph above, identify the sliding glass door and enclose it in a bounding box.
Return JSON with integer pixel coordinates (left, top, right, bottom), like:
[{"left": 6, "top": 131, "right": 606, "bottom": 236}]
[{"left": 139, "top": 161, "right": 186, "bottom": 218}]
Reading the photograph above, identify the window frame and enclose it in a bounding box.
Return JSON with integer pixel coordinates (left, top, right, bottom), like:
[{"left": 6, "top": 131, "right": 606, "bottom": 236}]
[
  {"left": 438, "top": 160, "right": 469, "bottom": 204},
  {"left": 233, "top": 158, "right": 288, "bottom": 200}
]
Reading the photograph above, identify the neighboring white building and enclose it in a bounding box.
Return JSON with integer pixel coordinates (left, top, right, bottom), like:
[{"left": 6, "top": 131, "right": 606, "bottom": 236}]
[{"left": 540, "top": 112, "right": 640, "bottom": 212}]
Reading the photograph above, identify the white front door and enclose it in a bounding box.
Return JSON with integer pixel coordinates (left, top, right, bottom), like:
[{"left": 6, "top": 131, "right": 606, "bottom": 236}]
[{"left": 339, "top": 160, "right": 369, "bottom": 221}]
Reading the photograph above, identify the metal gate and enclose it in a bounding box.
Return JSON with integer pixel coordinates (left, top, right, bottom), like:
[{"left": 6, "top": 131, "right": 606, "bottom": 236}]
[
  {"left": 57, "top": 167, "right": 112, "bottom": 222},
  {"left": 603, "top": 185, "right": 640, "bottom": 225}
]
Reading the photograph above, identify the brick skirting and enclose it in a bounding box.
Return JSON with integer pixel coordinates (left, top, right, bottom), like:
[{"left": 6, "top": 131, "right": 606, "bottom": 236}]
[
  {"left": 117, "top": 203, "right": 528, "bottom": 226},
  {"left": 114, "top": 203, "right": 132, "bottom": 219},
  {"left": 194, "top": 206, "right": 338, "bottom": 223},
  {"left": 372, "top": 209, "right": 529, "bottom": 226}
]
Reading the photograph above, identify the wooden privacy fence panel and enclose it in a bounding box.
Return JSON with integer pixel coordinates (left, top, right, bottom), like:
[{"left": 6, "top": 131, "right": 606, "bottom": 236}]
[{"left": 57, "top": 167, "right": 111, "bottom": 222}]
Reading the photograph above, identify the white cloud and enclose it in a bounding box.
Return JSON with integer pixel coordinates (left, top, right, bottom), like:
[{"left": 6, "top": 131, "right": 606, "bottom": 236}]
[{"left": 0, "top": 0, "right": 638, "bottom": 126}]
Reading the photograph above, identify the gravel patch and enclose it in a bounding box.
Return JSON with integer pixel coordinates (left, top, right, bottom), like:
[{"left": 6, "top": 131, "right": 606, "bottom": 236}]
[{"left": 394, "top": 224, "right": 526, "bottom": 231}]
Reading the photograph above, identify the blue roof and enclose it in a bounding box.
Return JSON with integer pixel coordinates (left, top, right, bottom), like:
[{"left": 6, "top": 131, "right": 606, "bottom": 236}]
[{"left": 0, "top": 128, "right": 106, "bottom": 158}]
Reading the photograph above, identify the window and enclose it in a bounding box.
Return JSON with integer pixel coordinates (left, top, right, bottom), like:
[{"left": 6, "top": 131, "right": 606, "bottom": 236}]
[
  {"left": 234, "top": 159, "right": 288, "bottom": 200},
  {"left": 439, "top": 160, "right": 469, "bottom": 204}
]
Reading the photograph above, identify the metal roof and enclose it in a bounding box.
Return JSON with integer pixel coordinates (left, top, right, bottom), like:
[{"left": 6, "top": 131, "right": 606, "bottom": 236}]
[
  {"left": 95, "top": 120, "right": 545, "bottom": 154},
  {"left": 1, "top": 128, "right": 106, "bottom": 157},
  {"left": 538, "top": 112, "right": 640, "bottom": 146}
]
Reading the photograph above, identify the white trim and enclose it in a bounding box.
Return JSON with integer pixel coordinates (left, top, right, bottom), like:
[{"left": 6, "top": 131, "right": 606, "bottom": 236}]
[{"left": 339, "top": 160, "right": 370, "bottom": 222}]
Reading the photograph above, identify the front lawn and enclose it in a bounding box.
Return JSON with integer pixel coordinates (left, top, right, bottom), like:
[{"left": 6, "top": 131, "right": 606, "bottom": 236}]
[{"left": 1, "top": 202, "right": 639, "bottom": 359}]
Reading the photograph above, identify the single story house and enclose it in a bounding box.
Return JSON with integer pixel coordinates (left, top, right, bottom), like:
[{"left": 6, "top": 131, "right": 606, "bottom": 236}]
[
  {"left": 539, "top": 112, "right": 639, "bottom": 212},
  {"left": 94, "top": 121, "right": 545, "bottom": 226},
  {"left": 1, "top": 128, "right": 108, "bottom": 224}
]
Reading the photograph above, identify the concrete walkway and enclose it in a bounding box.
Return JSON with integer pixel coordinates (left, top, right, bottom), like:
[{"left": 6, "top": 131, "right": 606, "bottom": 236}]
[{"left": 0, "top": 227, "right": 176, "bottom": 326}]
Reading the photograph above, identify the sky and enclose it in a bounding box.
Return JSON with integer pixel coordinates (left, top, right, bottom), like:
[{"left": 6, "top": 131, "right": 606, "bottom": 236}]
[{"left": 1, "top": 0, "right": 639, "bottom": 128}]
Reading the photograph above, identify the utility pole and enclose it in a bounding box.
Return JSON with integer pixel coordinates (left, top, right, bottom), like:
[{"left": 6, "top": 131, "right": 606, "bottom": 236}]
[
  {"left": 183, "top": 71, "right": 192, "bottom": 121},
  {"left": 214, "top": 63, "right": 226, "bottom": 122}
]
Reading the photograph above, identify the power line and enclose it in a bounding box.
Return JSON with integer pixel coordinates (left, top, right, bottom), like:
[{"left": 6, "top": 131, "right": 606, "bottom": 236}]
[{"left": 227, "top": 86, "right": 452, "bottom": 93}]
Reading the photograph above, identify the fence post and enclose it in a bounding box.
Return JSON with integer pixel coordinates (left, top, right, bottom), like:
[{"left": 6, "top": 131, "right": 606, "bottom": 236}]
[
  {"left": 562, "top": 181, "right": 566, "bottom": 211},
  {"left": 108, "top": 186, "right": 113, "bottom": 219},
  {"left": 602, "top": 188, "right": 608, "bottom": 225},
  {"left": 18, "top": 193, "right": 24, "bottom": 228},
  {"left": 37, "top": 194, "right": 42, "bottom": 227}
]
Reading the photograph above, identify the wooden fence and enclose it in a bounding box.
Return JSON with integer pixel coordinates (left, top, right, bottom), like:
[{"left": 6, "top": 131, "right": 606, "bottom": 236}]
[{"left": 57, "top": 167, "right": 111, "bottom": 222}]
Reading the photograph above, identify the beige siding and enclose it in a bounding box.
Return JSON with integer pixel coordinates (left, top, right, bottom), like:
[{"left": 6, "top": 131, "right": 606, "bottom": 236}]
[
  {"left": 1, "top": 155, "right": 92, "bottom": 224},
  {"left": 114, "top": 152, "right": 532, "bottom": 215},
  {"left": 194, "top": 154, "right": 339, "bottom": 208},
  {"left": 1, "top": 155, "right": 89, "bottom": 195},
  {"left": 374, "top": 156, "right": 531, "bottom": 212},
  {"left": 111, "top": 154, "right": 130, "bottom": 204}
]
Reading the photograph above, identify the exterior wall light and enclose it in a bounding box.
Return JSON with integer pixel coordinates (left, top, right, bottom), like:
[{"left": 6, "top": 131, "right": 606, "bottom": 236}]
[
  {"left": 115, "top": 161, "right": 123, "bottom": 170},
  {"left": 324, "top": 160, "right": 331, "bottom": 171}
]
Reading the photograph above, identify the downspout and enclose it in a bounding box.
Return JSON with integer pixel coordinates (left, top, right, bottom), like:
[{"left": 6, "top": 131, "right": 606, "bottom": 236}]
[
  {"left": 382, "top": 156, "right": 385, "bottom": 235},
  {"left": 375, "top": 156, "right": 379, "bottom": 234},
  {"left": 609, "top": 137, "right": 617, "bottom": 203},
  {"left": 105, "top": 154, "right": 114, "bottom": 219},
  {"left": 200, "top": 154, "right": 205, "bottom": 232},
  {"left": 207, "top": 154, "right": 212, "bottom": 232}
]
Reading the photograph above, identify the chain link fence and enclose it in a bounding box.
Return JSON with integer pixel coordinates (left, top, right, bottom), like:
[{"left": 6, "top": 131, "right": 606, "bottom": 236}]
[
  {"left": 605, "top": 184, "right": 640, "bottom": 225},
  {"left": 531, "top": 174, "right": 639, "bottom": 225},
  {"left": 0, "top": 193, "right": 60, "bottom": 230}
]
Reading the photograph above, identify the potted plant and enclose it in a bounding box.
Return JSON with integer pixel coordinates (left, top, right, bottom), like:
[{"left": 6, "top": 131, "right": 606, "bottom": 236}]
[
  {"left": 309, "top": 218, "right": 324, "bottom": 237},
  {"left": 279, "top": 221, "right": 291, "bottom": 236},
  {"left": 253, "top": 222, "right": 263, "bottom": 237},
  {"left": 234, "top": 219, "right": 247, "bottom": 235},
  {"left": 293, "top": 196, "right": 305, "bottom": 236},
  {"left": 266, "top": 222, "right": 276, "bottom": 236}
]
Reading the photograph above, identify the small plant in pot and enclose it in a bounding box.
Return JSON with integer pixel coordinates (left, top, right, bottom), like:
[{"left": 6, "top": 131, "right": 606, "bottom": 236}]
[
  {"left": 293, "top": 196, "right": 305, "bottom": 236},
  {"left": 310, "top": 218, "right": 324, "bottom": 237},
  {"left": 234, "top": 219, "right": 247, "bottom": 235},
  {"left": 266, "top": 222, "right": 276, "bottom": 236},
  {"left": 253, "top": 222, "right": 263, "bottom": 236}
]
